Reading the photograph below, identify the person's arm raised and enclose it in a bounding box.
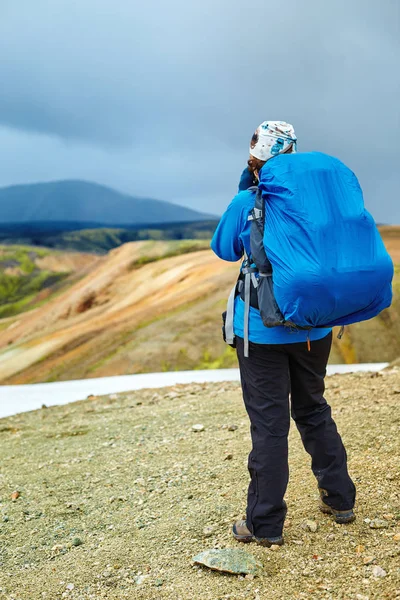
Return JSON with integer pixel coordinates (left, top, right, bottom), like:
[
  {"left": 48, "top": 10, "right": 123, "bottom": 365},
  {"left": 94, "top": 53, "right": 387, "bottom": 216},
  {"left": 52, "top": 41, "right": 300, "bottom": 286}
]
[{"left": 210, "top": 193, "right": 248, "bottom": 262}]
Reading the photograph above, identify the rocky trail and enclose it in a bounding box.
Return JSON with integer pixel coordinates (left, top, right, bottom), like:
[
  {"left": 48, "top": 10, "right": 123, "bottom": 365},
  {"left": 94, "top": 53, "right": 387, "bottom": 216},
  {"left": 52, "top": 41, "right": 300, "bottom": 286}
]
[{"left": 0, "top": 368, "right": 399, "bottom": 599}]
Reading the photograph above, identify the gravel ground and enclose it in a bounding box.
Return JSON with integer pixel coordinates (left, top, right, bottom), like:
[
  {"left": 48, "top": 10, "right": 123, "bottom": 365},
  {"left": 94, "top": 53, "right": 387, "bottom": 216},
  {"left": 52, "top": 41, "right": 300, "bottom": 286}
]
[{"left": 0, "top": 369, "right": 399, "bottom": 600}]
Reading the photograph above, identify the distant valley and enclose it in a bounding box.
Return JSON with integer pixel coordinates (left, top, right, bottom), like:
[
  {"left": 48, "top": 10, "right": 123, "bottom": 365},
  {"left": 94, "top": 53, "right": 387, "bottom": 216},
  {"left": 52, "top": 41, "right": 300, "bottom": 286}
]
[
  {"left": 0, "top": 180, "right": 218, "bottom": 252},
  {"left": 0, "top": 228, "right": 398, "bottom": 384}
]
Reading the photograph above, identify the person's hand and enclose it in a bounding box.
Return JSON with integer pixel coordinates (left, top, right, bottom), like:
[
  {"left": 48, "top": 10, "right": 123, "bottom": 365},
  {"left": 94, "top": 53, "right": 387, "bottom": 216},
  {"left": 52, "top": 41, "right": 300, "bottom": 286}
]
[{"left": 238, "top": 168, "right": 257, "bottom": 192}]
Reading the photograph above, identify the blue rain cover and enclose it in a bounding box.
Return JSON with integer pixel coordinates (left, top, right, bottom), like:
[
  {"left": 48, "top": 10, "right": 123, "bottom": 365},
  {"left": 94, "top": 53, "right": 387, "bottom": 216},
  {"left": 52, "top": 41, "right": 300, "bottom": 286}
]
[{"left": 258, "top": 152, "right": 394, "bottom": 328}]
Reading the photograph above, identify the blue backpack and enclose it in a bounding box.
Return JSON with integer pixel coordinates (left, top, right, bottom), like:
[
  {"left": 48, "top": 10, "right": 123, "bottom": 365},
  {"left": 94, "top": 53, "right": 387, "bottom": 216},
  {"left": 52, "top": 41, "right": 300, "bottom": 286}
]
[{"left": 245, "top": 152, "right": 393, "bottom": 333}]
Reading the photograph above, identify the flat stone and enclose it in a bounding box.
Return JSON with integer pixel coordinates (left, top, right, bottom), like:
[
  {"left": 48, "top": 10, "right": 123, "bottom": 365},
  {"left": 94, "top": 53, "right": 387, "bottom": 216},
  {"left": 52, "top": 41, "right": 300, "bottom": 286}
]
[{"left": 192, "top": 548, "right": 263, "bottom": 575}]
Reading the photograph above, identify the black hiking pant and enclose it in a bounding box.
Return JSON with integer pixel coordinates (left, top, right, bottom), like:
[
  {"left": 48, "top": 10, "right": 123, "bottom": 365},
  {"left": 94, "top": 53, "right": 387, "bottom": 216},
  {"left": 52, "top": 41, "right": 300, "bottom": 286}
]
[{"left": 236, "top": 332, "right": 356, "bottom": 539}]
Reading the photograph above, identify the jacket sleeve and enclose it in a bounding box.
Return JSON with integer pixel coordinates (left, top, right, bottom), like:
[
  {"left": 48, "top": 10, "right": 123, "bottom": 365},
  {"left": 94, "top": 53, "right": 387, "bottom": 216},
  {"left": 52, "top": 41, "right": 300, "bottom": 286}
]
[{"left": 210, "top": 193, "right": 247, "bottom": 262}]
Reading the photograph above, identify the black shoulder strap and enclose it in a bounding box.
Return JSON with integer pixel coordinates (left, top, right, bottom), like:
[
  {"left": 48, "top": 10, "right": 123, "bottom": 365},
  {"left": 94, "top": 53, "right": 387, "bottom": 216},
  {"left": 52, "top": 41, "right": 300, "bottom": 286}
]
[{"left": 249, "top": 188, "right": 273, "bottom": 274}]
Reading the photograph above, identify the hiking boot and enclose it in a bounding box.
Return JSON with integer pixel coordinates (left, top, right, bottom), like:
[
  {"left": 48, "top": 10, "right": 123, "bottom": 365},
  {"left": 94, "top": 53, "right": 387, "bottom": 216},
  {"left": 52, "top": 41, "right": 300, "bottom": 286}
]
[
  {"left": 319, "top": 490, "right": 355, "bottom": 524},
  {"left": 232, "top": 520, "right": 284, "bottom": 547}
]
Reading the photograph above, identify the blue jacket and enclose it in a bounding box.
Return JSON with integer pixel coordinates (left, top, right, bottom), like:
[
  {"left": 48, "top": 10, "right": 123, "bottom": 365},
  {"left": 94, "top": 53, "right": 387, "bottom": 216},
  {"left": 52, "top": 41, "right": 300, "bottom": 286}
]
[{"left": 211, "top": 169, "right": 332, "bottom": 344}]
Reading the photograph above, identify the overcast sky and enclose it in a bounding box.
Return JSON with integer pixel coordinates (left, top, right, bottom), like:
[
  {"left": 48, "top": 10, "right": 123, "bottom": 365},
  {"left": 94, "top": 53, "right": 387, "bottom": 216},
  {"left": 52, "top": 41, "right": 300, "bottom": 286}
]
[{"left": 0, "top": 0, "right": 399, "bottom": 222}]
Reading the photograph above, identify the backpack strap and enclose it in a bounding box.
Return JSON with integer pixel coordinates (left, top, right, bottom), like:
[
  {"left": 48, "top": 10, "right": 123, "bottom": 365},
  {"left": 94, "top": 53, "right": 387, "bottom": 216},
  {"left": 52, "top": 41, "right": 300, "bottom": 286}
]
[
  {"left": 241, "top": 249, "right": 259, "bottom": 358},
  {"left": 224, "top": 281, "right": 238, "bottom": 346}
]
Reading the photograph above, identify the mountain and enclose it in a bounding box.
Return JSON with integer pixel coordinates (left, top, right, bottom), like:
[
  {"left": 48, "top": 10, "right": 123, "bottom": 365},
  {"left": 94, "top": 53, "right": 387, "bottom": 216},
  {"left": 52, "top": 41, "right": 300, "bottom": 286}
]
[{"left": 0, "top": 180, "right": 215, "bottom": 225}]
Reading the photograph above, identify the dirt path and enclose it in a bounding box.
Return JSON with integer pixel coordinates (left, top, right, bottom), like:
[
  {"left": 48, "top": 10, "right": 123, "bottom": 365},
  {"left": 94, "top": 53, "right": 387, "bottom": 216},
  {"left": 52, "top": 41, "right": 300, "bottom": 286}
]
[{"left": 0, "top": 369, "right": 399, "bottom": 599}]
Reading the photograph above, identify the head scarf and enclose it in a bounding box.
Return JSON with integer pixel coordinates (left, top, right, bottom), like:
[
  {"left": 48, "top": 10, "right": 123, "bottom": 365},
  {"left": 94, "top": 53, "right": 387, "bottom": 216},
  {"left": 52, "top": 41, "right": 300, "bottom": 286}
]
[{"left": 250, "top": 121, "right": 297, "bottom": 162}]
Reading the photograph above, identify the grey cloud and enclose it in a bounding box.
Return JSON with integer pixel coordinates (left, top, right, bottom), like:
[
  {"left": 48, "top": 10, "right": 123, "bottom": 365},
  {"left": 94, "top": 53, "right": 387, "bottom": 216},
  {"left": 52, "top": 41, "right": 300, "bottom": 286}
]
[{"left": 0, "top": 0, "right": 399, "bottom": 222}]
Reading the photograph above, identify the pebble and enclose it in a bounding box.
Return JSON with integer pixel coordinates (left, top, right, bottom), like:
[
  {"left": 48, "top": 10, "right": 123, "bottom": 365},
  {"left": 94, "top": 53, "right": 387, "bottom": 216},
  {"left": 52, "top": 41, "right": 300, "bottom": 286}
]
[
  {"left": 65, "top": 584, "right": 74, "bottom": 591},
  {"left": 382, "top": 513, "right": 394, "bottom": 520},
  {"left": 269, "top": 545, "right": 281, "bottom": 551},
  {"left": 355, "top": 544, "right": 365, "bottom": 554},
  {"left": 356, "top": 595, "right": 369, "bottom": 600},
  {"left": 302, "top": 520, "right": 318, "bottom": 533},
  {"left": 371, "top": 565, "right": 386, "bottom": 578},
  {"left": 393, "top": 533, "right": 400, "bottom": 541},
  {"left": 192, "top": 424, "right": 205, "bottom": 432},
  {"left": 203, "top": 526, "right": 215, "bottom": 537},
  {"left": 227, "top": 424, "right": 238, "bottom": 431},
  {"left": 363, "top": 556, "right": 376, "bottom": 565},
  {"left": 72, "top": 537, "right": 82, "bottom": 547},
  {"left": 11, "top": 491, "right": 20, "bottom": 501},
  {"left": 369, "top": 519, "right": 388, "bottom": 529},
  {"left": 224, "top": 454, "right": 234, "bottom": 461},
  {"left": 155, "top": 578, "right": 164, "bottom": 587}
]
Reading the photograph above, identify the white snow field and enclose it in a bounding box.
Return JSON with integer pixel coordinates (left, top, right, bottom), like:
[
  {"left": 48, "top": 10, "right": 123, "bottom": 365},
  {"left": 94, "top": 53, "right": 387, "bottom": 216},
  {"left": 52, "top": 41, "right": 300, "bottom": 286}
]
[{"left": 0, "top": 363, "right": 389, "bottom": 419}]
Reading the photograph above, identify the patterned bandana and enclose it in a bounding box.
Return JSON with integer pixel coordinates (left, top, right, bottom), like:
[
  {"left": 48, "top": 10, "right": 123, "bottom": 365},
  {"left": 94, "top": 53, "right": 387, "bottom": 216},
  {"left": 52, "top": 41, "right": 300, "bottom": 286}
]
[{"left": 249, "top": 121, "right": 297, "bottom": 162}]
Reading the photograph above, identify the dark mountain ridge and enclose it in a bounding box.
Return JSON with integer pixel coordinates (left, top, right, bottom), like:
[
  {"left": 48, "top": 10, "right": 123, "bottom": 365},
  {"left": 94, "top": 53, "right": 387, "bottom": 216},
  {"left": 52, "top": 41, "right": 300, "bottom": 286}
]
[{"left": 0, "top": 180, "right": 216, "bottom": 225}]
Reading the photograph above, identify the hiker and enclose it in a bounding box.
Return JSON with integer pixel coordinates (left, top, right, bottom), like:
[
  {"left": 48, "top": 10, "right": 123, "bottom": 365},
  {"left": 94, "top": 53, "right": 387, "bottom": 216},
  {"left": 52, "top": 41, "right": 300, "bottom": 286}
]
[{"left": 210, "top": 121, "right": 358, "bottom": 547}]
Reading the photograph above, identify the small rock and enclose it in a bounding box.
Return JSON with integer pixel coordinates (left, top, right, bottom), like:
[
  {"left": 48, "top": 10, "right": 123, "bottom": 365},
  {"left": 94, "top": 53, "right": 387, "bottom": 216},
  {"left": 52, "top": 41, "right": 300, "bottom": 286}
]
[
  {"left": 382, "top": 513, "right": 394, "bottom": 520},
  {"left": 284, "top": 519, "right": 292, "bottom": 528},
  {"left": 386, "top": 473, "right": 395, "bottom": 480},
  {"left": 187, "top": 494, "right": 194, "bottom": 500},
  {"left": 302, "top": 520, "right": 318, "bottom": 533},
  {"left": 102, "top": 570, "right": 112, "bottom": 578},
  {"left": 356, "top": 595, "right": 369, "bottom": 600},
  {"left": 192, "top": 424, "right": 205, "bottom": 432},
  {"left": 326, "top": 534, "right": 335, "bottom": 542},
  {"left": 355, "top": 544, "right": 365, "bottom": 554},
  {"left": 2, "top": 516, "right": 9, "bottom": 522},
  {"left": 227, "top": 424, "right": 238, "bottom": 431},
  {"left": 369, "top": 519, "right": 389, "bottom": 529},
  {"left": 154, "top": 578, "right": 164, "bottom": 587},
  {"left": 269, "top": 544, "right": 281, "bottom": 551},
  {"left": 393, "top": 532, "right": 400, "bottom": 541},
  {"left": 109, "top": 394, "right": 118, "bottom": 400},
  {"left": 192, "top": 548, "right": 262, "bottom": 575},
  {"left": 65, "top": 584, "right": 74, "bottom": 591},
  {"left": 224, "top": 454, "right": 234, "bottom": 461},
  {"left": 371, "top": 565, "right": 386, "bottom": 578},
  {"left": 72, "top": 537, "right": 82, "bottom": 547},
  {"left": 203, "top": 526, "right": 215, "bottom": 538},
  {"left": 363, "top": 556, "right": 376, "bottom": 565},
  {"left": 135, "top": 575, "right": 148, "bottom": 585},
  {"left": 11, "top": 491, "right": 20, "bottom": 501},
  {"left": 41, "top": 404, "right": 47, "bottom": 409}
]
